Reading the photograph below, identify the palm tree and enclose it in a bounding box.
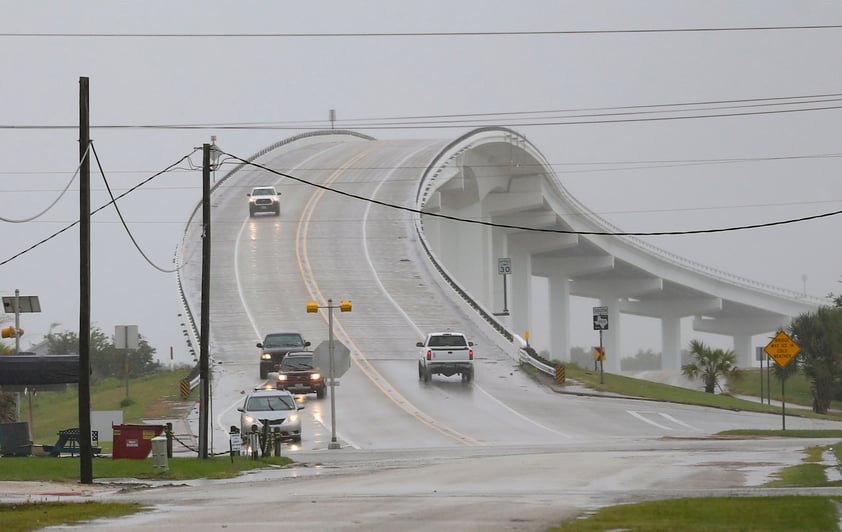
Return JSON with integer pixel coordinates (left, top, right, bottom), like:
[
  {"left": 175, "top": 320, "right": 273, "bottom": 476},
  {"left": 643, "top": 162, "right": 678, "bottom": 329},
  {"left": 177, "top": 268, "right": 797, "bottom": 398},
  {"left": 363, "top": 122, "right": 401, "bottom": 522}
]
[{"left": 681, "top": 340, "right": 740, "bottom": 393}]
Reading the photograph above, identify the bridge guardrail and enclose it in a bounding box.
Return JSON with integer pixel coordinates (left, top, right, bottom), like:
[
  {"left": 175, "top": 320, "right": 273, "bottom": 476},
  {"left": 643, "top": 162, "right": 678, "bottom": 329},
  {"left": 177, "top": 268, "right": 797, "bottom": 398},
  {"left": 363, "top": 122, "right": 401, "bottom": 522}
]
[{"left": 518, "top": 348, "right": 555, "bottom": 376}]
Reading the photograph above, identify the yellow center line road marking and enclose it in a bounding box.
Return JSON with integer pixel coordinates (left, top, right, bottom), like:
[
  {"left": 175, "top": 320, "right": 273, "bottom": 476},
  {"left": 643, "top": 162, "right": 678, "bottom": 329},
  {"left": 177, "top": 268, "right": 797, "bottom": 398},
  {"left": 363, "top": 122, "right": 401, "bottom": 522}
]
[{"left": 295, "top": 144, "right": 484, "bottom": 447}]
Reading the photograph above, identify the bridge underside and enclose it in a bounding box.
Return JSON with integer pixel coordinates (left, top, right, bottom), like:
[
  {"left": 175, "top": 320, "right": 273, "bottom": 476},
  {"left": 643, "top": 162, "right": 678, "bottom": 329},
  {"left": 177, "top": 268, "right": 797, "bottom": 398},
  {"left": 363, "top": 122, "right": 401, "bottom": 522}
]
[{"left": 418, "top": 128, "right": 817, "bottom": 371}]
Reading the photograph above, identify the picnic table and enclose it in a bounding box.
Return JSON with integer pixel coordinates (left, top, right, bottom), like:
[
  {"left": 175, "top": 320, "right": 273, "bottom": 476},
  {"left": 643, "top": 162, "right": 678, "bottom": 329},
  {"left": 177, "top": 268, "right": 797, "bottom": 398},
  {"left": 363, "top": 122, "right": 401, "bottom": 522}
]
[{"left": 43, "top": 428, "right": 101, "bottom": 457}]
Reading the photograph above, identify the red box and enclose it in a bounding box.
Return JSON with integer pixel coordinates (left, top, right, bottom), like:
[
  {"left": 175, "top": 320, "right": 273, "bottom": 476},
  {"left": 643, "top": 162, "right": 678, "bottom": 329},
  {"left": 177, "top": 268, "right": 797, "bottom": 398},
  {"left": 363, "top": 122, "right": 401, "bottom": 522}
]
[{"left": 112, "top": 424, "right": 165, "bottom": 459}]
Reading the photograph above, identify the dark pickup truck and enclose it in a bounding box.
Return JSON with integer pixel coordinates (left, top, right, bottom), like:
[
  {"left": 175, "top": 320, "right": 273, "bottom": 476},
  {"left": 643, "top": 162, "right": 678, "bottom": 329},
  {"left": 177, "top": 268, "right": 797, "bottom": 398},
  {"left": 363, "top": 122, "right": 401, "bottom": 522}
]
[
  {"left": 275, "top": 351, "right": 326, "bottom": 398},
  {"left": 257, "top": 332, "right": 311, "bottom": 379}
]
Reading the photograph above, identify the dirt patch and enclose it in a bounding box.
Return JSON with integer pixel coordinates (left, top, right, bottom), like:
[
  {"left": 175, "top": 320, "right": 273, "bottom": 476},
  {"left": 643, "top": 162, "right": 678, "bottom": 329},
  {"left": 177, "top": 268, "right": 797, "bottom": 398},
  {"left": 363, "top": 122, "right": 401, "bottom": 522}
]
[{"left": 144, "top": 398, "right": 195, "bottom": 420}]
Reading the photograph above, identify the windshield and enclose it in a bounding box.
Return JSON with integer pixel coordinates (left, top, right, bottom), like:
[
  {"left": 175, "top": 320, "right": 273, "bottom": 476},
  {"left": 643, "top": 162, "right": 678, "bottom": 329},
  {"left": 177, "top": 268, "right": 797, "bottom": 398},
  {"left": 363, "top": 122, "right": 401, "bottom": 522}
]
[
  {"left": 252, "top": 188, "right": 275, "bottom": 196},
  {"left": 281, "top": 356, "right": 314, "bottom": 371},
  {"left": 245, "top": 394, "right": 296, "bottom": 412},
  {"left": 264, "top": 334, "right": 304, "bottom": 348},
  {"left": 428, "top": 335, "right": 467, "bottom": 347}
]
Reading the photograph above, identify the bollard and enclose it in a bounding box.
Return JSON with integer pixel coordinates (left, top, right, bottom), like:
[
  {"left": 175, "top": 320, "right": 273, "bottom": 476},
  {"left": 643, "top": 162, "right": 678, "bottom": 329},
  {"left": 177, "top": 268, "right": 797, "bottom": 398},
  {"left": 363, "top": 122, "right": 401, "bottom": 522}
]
[
  {"left": 249, "top": 425, "right": 259, "bottom": 460},
  {"left": 260, "top": 421, "right": 270, "bottom": 457},
  {"left": 165, "top": 422, "right": 173, "bottom": 458},
  {"left": 273, "top": 427, "right": 282, "bottom": 456}
]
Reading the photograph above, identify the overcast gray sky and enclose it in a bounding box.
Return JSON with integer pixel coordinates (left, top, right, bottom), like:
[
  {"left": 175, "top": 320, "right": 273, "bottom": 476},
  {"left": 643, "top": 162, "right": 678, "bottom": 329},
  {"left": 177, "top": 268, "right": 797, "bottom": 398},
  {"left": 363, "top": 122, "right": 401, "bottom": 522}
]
[{"left": 2, "top": 1, "right": 841, "bottom": 364}]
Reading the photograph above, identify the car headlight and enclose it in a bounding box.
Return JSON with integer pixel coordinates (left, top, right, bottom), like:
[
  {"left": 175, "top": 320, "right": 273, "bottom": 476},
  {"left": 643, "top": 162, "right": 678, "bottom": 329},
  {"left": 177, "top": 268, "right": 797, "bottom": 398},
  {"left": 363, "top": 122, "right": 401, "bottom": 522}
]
[
  {"left": 288, "top": 414, "right": 298, "bottom": 423},
  {"left": 261, "top": 353, "right": 272, "bottom": 360},
  {"left": 277, "top": 374, "right": 288, "bottom": 382},
  {"left": 243, "top": 415, "right": 255, "bottom": 425},
  {"left": 310, "top": 373, "right": 322, "bottom": 381}
]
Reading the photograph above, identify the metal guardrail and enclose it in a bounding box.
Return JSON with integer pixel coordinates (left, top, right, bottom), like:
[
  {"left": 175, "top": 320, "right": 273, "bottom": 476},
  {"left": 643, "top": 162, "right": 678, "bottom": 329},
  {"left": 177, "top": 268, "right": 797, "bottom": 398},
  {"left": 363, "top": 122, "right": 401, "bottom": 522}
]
[{"left": 518, "top": 348, "right": 555, "bottom": 376}]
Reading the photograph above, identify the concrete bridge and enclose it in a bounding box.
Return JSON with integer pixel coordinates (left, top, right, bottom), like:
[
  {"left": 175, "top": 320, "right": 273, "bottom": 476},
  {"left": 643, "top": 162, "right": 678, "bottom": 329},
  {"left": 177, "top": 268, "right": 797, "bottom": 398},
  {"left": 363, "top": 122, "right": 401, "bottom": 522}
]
[{"left": 415, "top": 127, "right": 822, "bottom": 371}]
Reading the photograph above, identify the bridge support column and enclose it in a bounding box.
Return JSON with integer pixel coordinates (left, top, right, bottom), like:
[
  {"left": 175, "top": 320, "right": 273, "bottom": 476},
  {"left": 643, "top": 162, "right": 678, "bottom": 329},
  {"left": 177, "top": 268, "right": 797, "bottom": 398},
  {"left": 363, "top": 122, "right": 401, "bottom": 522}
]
[
  {"left": 661, "top": 316, "right": 682, "bottom": 370},
  {"left": 511, "top": 252, "right": 532, "bottom": 341},
  {"left": 548, "top": 275, "right": 570, "bottom": 362},
  {"left": 733, "top": 333, "right": 753, "bottom": 369}
]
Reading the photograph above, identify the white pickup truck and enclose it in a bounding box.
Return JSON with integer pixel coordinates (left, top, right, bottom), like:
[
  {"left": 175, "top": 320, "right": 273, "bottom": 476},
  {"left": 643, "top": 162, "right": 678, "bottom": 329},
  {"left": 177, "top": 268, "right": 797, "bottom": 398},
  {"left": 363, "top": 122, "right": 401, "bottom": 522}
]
[{"left": 417, "top": 332, "right": 474, "bottom": 383}]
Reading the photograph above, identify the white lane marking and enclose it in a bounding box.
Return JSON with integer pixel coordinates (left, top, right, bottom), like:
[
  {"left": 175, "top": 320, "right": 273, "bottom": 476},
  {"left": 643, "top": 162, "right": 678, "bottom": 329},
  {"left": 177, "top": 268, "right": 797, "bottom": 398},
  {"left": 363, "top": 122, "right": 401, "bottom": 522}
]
[
  {"left": 360, "top": 145, "right": 573, "bottom": 440},
  {"left": 361, "top": 146, "right": 432, "bottom": 339},
  {"left": 627, "top": 410, "right": 674, "bottom": 431},
  {"left": 659, "top": 412, "right": 702, "bottom": 431},
  {"left": 234, "top": 144, "right": 348, "bottom": 341},
  {"left": 474, "top": 385, "right": 573, "bottom": 439}
]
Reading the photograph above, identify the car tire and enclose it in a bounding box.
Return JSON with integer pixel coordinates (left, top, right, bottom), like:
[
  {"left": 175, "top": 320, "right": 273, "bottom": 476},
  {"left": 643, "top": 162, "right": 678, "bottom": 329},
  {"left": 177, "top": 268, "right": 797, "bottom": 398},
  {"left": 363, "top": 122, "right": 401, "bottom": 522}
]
[
  {"left": 423, "top": 366, "right": 432, "bottom": 383},
  {"left": 249, "top": 207, "right": 255, "bottom": 217},
  {"left": 316, "top": 388, "right": 326, "bottom": 399},
  {"left": 274, "top": 207, "right": 280, "bottom": 216},
  {"left": 463, "top": 367, "right": 474, "bottom": 383},
  {"left": 418, "top": 361, "right": 423, "bottom": 380},
  {"left": 259, "top": 368, "right": 267, "bottom": 379}
]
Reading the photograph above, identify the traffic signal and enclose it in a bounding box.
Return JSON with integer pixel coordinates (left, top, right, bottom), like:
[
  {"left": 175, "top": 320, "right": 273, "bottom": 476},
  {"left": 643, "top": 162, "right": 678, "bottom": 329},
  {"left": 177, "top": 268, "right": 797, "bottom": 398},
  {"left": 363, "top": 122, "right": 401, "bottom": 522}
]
[
  {"left": 339, "top": 300, "right": 352, "bottom": 312},
  {"left": 306, "top": 301, "right": 319, "bottom": 313},
  {"left": 1, "top": 327, "right": 23, "bottom": 338}
]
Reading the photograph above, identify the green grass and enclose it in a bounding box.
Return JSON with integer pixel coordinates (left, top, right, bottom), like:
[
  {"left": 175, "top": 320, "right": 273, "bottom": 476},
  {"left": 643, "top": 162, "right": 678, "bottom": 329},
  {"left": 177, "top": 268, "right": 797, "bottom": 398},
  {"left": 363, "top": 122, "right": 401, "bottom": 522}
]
[
  {"left": 728, "top": 368, "right": 817, "bottom": 407},
  {"left": 1, "top": 501, "right": 145, "bottom": 532},
  {"left": 0, "top": 455, "right": 292, "bottom": 482},
  {"left": 549, "top": 496, "right": 842, "bottom": 531},
  {"left": 24, "top": 370, "right": 196, "bottom": 447},
  {"left": 0, "top": 370, "right": 295, "bottom": 529},
  {"left": 563, "top": 365, "right": 842, "bottom": 422}
]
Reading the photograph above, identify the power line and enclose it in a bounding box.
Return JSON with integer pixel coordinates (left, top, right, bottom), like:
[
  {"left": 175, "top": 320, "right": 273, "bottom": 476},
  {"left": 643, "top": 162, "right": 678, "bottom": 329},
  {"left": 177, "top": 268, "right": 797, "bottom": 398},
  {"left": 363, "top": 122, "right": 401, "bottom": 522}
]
[
  {"left": 2, "top": 25, "right": 842, "bottom": 38},
  {"left": 0, "top": 149, "right": 197, "bottom": 267},
  {"left": 4, "top": 144, "right": 841, "bottom": 268},
  {"left": 219, "top": 150, "right": 842, "bottom": 237},
  {"left": 3, "top": 92, "right": 842, "bottom": 130},
  {"left": 6, "top": 151, "right": 842, "bottom": 188},
  {"left": 0, "top": 145, "right": 89, "bottom": 223},
  {"left": 90, "top": 143, "right": 180, "bottom": 273}
]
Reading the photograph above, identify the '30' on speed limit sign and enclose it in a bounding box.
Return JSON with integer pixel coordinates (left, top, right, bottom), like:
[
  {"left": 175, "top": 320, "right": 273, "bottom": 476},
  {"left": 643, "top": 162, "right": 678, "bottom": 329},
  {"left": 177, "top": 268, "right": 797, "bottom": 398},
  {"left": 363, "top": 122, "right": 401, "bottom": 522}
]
[{"left": 497, "top": 258, "right": 512, "bottom": 275}]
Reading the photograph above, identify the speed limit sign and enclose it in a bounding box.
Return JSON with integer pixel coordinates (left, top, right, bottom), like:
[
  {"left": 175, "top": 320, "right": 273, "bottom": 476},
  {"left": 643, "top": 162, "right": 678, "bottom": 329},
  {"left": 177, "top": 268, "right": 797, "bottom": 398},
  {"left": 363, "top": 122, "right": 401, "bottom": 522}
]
[{"left": 497, "top": 258, "right": 512, "bottom": 275}]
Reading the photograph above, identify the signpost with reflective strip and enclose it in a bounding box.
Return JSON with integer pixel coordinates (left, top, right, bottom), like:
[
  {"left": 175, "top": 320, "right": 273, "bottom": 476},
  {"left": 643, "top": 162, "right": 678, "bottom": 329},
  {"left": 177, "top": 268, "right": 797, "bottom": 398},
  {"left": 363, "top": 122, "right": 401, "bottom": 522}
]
[
  {"left": 555, "top": 365, "right": 565, "bottom": 384},
  {"left": 764, "top": 330, "right": 801, "bottom": 430}
]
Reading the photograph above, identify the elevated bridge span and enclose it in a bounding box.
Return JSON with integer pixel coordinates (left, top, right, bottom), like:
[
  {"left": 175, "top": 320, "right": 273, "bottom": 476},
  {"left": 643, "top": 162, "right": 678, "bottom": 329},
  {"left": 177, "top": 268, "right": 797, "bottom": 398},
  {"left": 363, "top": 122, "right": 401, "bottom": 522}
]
[{"left": 416, "top": 127, "right": 822, "bottom": 370}]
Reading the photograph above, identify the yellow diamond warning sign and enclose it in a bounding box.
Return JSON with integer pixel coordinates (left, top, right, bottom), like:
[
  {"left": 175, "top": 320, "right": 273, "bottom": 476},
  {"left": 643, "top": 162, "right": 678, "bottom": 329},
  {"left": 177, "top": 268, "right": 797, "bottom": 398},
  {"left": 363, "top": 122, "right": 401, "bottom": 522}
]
[{"left": 764, "top": 330, "right": 800, "bottom": 368}]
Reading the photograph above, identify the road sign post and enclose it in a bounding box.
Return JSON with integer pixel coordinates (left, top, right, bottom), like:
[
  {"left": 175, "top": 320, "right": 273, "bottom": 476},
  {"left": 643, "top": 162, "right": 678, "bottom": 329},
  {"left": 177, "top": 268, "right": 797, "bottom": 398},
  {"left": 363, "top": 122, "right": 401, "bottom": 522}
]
[
  {"left": 592, "top": 306, "right": 608, "bottom": 382},
  {"left": 497, "top": 258, "right": 511, "bottom": 316},
  {"left": 764, "top": 331, "right": 801, "bottom": 431}
]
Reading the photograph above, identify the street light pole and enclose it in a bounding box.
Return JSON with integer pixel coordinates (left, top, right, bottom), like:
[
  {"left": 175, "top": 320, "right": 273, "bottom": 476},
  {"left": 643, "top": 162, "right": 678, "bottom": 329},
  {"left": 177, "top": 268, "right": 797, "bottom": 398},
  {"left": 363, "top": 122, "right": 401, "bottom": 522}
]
[
  {"left": 327, "top": 299, "right": 339, "bottom": 449},
  {"left": 306, "top": 298, "right": 352, "bottom": 450}
]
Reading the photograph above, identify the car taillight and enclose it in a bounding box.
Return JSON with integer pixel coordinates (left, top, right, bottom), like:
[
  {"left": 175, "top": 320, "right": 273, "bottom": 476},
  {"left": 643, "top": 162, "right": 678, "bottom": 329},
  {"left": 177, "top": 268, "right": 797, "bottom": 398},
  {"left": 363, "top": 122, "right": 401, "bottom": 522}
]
[
  {"left": 468, "top": 350, "right": 473, "bottom": 360},
  {"left": 426, "top": 350, "right": 432, "bottom": 360}
]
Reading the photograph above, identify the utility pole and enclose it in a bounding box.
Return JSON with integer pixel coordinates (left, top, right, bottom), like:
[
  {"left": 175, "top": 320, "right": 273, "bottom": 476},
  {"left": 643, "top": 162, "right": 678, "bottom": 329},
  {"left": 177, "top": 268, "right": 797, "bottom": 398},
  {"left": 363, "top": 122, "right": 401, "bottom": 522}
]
[
  {"left": 198, "top": 143, "right": 211, "bottom": 459},
  {"left": 78, "top": 76, "right": 93, "bottom": 484}
]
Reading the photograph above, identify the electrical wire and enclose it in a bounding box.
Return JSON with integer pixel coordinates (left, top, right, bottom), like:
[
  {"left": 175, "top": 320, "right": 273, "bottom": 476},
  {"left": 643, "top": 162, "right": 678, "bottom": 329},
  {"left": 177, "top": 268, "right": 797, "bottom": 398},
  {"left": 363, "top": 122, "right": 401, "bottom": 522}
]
[
  {"left": 5, "top": 151, "right": 842, "bottom": 188},
  {"left": 2, "top": 25, "right": 842, "bottom": 37},
  {"left": 3, "top": 143, "right": 840, "bottom": 269},
  {"left": 3, "top": 92, "right": 842, "bottom": 131},
  {"left": 90, "top": 143, "right": 180, "bottom": 273},
  {"left": 0, "top": 149, "right": 199, "bottom": 268},
  {"left": 219, "top": 149, "right": 842, "bottom": 237},
  {"left": 0, "top": 144, "right": 89, "bottom": 223}
]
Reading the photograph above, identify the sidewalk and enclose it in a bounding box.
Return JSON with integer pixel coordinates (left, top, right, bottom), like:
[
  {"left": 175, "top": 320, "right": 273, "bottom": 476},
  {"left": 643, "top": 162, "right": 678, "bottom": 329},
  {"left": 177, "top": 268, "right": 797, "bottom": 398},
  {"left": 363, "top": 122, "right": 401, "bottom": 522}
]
[{"left": 143, "top": 400, "right": 199, "bottom": 456}]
